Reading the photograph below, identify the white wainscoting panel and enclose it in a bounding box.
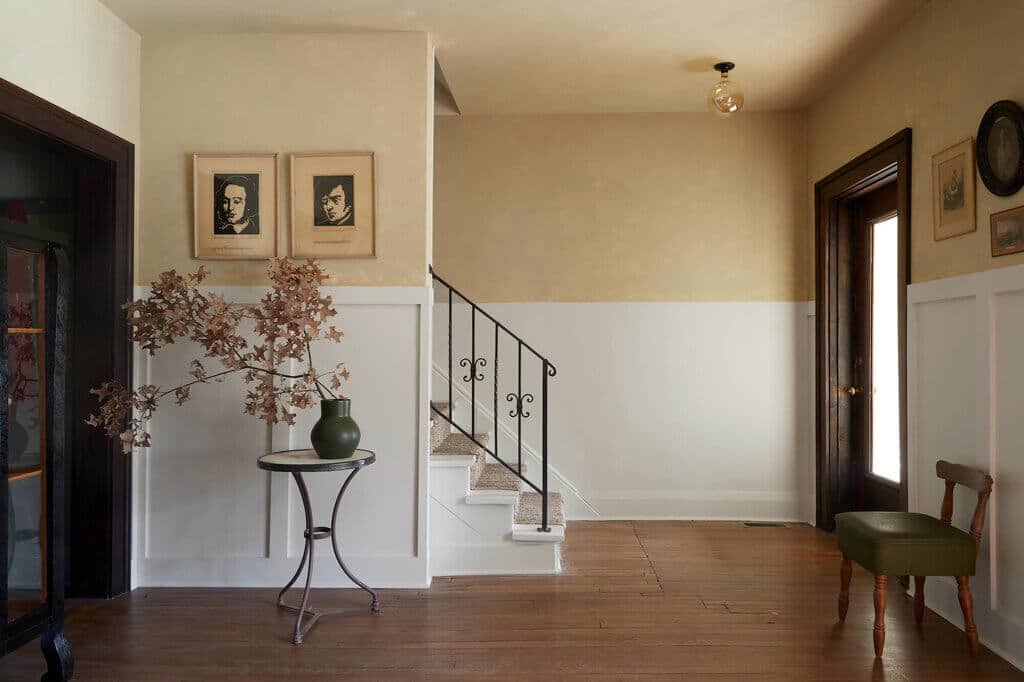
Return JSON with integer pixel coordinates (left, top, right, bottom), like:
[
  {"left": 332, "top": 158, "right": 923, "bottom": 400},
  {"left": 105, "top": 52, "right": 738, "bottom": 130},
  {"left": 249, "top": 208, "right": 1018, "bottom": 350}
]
[
  {"left": 433, "top": 300, "right": 816, "bottom": 521},
  {"left": 132, "top": 285, "right": 431, "bottom": 588},
  {"left": 908, "top": 264, "right": 1024, "bottom": 671}
]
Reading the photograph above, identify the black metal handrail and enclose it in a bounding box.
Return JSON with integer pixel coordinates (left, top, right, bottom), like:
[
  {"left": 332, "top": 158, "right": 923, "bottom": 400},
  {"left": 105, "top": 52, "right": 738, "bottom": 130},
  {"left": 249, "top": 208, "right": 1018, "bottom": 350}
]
[{"left": 430, "top": 266, "right": 555, "bottom": 532}]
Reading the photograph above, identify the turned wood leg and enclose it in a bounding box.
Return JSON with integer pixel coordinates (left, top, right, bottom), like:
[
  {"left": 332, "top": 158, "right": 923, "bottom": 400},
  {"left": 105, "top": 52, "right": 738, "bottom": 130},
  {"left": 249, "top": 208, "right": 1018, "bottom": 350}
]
[
  {"left": 873, "top": 575, "right": 888, "bottom": 657},
  {"left": 914, "top": 576, "right": 926, "bottom": 624},
  {"left": 838, "top": 556, "right": 852, "bottom": 621},
  {"left": 957, "top": 576, "right": 980, "bottom": 656}
]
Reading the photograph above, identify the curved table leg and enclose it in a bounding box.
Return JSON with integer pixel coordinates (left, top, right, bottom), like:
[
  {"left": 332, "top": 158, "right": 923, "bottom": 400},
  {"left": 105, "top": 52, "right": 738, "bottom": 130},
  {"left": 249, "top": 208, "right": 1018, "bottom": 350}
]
[
  {"left": 277, "top": 529, "right": 310, "bottom": 607},
  {"left": 331, "top": 468, "right": 380, "bottom": 612},
  {"left": 292, "top": 472, "right": 317, "bottom": 644}
]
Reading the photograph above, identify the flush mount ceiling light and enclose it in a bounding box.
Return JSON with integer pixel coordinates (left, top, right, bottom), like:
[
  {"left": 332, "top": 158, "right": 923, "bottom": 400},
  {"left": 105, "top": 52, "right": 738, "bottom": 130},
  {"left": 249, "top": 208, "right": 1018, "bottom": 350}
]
[{"left": 709, "top": 61, "right": 744, "bottom": 115}]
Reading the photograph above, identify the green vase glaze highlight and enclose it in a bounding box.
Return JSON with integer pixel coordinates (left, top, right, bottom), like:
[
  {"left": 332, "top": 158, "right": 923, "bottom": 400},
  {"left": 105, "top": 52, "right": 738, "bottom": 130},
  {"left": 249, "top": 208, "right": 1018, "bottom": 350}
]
[{"left": 310, "top": 399, "right": 361, "bottom": 459}]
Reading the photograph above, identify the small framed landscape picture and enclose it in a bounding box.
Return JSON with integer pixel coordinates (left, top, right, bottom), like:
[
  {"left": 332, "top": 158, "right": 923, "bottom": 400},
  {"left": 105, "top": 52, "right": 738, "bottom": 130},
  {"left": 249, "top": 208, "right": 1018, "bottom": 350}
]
[
  {"left": 991, "top": 205, "right": 1024, "bottom": 257},
  {"left": 291, "top": 152, "right": 375, "bottom": 258},
  {"left": 193, "top": 153, "right": 278, "bottom": 260},
  {"left": 932, "top": 138, "right": 976, "bottom": 241}
]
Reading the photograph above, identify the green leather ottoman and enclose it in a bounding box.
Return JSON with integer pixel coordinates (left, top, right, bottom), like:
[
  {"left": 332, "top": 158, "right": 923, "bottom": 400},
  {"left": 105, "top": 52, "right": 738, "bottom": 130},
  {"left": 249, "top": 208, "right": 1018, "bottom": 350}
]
[{"left": 835, "top": 511, "right": 977, "bottom": 577}]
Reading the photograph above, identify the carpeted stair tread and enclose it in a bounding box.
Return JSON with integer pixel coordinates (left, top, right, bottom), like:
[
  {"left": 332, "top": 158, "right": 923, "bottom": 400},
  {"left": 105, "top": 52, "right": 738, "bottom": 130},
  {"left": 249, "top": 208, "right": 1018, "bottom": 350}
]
[
  {"left": 430, "top": 401, "right": 452, "bottom": 418},
  {"left": 472, "top": 462, "right": 525, "bottom": 491},
  {"left": 429, "top": 412, "right": 451, "bottom": 451},
  {"left": 432, "top": 431, "right": 489, "bottom": 456},
  {"left": 515, "top": 492, "right": 565, "bottom": 526}
]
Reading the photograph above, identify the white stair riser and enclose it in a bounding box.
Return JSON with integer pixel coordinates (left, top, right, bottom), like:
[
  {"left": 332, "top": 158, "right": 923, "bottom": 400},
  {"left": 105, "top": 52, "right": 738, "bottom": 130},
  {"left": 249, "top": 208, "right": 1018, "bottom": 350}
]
[
  {"left": 430, "top": 463, "right": 518, "bottom": 537},
  {"left": 429, "top": 543, "right": 561, "bottom": 576},
  {"left": 429, "top": 458, "right": 562, "bottom": 575}
]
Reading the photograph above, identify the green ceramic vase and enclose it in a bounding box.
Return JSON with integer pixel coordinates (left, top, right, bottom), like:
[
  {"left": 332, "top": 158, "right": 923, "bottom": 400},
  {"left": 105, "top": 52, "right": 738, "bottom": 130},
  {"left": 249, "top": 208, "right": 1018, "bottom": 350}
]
[{"left": 310, "top": 398, "right": 360, "bottom": 459}]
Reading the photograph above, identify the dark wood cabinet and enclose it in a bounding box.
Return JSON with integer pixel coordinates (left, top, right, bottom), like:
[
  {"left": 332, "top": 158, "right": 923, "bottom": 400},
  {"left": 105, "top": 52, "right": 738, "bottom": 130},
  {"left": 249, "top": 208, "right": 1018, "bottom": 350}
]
[
  {"left": 0, "top": 75, "right": 134, "bottom": 680},
  {"left": 2, "top": 237, "right": 73, "bottom": 680}
]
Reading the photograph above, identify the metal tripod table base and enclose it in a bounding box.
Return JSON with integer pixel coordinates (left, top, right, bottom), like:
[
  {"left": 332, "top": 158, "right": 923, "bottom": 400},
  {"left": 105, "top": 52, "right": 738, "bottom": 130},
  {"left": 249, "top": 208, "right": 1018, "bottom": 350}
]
[{"left": 259, "top": 449, "right": 379, "bottom": 645}]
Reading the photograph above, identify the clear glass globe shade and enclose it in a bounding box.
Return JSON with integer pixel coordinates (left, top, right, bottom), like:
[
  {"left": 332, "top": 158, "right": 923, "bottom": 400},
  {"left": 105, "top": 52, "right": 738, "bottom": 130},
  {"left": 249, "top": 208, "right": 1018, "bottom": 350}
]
[{"left": 710, "top": 78, "right": 744, "bottom": 114}]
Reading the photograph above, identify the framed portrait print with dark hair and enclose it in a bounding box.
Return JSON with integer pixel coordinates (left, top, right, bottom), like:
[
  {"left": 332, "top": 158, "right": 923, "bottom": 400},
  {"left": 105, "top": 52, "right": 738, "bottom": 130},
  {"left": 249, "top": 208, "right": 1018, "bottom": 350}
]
[
  {"left": 977, "top": 100, "right": 1024, "bottom": 196},
  {"left": 291, "top": 152, "right": 375, "bottom": 258},
  {"left": 193, "top": 153, "right": 277, "bottom": 259}
]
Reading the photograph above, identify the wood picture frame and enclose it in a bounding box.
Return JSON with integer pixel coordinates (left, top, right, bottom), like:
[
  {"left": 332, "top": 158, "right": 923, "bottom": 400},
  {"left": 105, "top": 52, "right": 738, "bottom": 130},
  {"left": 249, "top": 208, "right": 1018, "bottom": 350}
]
[
  {"left": 932, "top": 138, "right": 976, "bottom": 241},
  {"left": 291, "top": 152, "right": 375, "bottom": 258},
  {"left": 976, "top": 100, "right": 1024, "bottom": 197},
  {"left": 991, "top": 204, "right": 1024, "bottom": 257},
  {"left": 193, "top": 153, "right": 277, "bottom": 260}
]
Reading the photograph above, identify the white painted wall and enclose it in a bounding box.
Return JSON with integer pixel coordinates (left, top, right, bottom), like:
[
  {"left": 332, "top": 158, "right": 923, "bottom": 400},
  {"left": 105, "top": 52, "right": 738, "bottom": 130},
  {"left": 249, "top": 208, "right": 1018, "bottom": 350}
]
[
  {"left": 432, "top": 300, "right": 816, "bottom": 521},
  {"left": 907, "top": 264, "right": 1024, "bottom": 670},
  {"left": 132, "top": 286, "right": 432, "bottom": 588},
  {"left": 0, "top": 0, "right": 141, "bottom": 144}
]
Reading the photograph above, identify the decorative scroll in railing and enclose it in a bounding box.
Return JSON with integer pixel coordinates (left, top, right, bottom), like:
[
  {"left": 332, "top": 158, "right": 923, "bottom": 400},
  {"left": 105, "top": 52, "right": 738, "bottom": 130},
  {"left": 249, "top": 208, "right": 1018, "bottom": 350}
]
[{"left": 429, "top": 266, "right": 557, "bottom": 532}]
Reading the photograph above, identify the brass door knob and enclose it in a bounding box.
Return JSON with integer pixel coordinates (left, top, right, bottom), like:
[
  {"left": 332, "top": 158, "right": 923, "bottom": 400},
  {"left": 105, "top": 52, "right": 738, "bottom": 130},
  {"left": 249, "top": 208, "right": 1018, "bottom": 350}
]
[{"left": 844, "top": 386, "right": 861, "bottom": 396}]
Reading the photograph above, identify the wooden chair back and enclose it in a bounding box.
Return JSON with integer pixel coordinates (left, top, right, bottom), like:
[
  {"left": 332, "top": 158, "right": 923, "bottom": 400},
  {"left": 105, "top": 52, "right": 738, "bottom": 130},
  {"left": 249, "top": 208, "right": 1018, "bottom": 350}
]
[{"left": 936, "top": 460, "right": 994, "bottom": 549}]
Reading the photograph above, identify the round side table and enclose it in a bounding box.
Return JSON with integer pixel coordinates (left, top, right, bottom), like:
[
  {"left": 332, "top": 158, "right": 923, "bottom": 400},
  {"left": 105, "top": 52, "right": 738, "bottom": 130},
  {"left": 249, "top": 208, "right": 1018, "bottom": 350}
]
[{"left": 258, "top": 448, "right": 379, "bottom": 644}]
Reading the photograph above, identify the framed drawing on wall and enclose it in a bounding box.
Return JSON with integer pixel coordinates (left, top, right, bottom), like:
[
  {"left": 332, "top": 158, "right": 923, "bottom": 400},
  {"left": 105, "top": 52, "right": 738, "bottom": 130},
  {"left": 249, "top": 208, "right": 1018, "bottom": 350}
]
[
  {"left": 932, "top": 138, "right": 976, "bottom": 241},
  {"left": 291, "top": 152, "right": 375, "bottom": 258},
  {"left": 193, "top": 153, "right": 278, "bottom": 259},
  {"left": 991, "top": 205, "right": 1024, "bottom": 257}
]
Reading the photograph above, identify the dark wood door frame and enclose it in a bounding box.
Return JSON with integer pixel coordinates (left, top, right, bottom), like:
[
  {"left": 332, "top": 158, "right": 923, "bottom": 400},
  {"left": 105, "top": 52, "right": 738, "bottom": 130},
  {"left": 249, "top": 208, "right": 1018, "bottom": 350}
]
[
  {"left": 0, "top": 77, "right": 134, "bottom": 598},
  {"left": 815, "top": 128, "right": 911, "bottom": 531}
]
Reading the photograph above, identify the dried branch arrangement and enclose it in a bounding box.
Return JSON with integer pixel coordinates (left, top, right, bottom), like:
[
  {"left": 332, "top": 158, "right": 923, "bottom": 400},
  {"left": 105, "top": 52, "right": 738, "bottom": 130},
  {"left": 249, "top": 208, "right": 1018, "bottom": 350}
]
[{"left": 87, "top": 258, "right": 349, "bottom": 452}]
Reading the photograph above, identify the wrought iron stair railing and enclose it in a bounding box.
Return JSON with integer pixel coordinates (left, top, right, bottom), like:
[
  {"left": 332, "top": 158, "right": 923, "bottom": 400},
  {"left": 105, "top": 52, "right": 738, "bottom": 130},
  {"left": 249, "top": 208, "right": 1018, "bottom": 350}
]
[{"left": 430, "top": 266, "right": 556, "bottom": 532}]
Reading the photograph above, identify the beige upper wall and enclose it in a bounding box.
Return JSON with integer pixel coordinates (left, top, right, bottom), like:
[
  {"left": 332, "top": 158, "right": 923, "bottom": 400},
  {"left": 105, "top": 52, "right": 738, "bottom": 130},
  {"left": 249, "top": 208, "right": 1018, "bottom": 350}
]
[
  {"left": 140, "top": 32, "right": 432, "bottom": 286},
  {"left": 434, "top": 113, "right": 809, "bottom": 302},
  {"left": 808, "top": 0, "right": 1024, "bottom": 283},
  {"left": 0, "top": 0, "right": 141, "bottom": 144}
]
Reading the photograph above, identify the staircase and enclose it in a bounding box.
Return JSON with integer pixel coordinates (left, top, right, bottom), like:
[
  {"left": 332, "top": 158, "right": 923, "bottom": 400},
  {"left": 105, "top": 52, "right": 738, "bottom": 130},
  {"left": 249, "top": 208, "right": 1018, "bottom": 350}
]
[{"left": 429, "top": 268, "right": 565, "bottom": 575}]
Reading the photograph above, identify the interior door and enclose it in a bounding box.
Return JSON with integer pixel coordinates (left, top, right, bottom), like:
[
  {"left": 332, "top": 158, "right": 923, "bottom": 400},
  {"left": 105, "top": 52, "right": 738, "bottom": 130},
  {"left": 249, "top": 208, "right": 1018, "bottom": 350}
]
[
  {"left": 815, "top": 129, "right": 910, "bottom": 531},
  {"left": 846, "top": 183, "right": 901, "bottom": 512}
]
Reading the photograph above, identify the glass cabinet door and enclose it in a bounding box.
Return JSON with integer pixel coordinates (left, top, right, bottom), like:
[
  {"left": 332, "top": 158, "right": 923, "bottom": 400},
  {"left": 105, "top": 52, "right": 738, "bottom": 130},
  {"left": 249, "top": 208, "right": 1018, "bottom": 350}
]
[{"left": 5, "top": 245, "right": 46, "bottom": 622}]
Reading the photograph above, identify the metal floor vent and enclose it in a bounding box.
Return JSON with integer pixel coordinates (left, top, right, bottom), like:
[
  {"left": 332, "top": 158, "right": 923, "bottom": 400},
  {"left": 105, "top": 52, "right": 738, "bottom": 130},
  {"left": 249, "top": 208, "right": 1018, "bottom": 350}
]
[{"left": 743, "top": 521, "right": 786, "bottom": 527}]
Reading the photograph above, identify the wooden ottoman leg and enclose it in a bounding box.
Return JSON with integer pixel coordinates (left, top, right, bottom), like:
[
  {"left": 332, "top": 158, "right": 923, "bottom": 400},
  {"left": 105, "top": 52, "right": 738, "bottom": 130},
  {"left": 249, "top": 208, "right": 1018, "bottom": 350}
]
[
  {"left": 957, "top": 576, "right": 980, "bottom": 656},
  {"left": 914, "top": 576, "right": 926, "bottom": 624},
  {"left": 838, "top": 556, "right": 852, "bottom": 621},
  {"left": 873, "top": 575, "right": 888, "bottom": 657}
]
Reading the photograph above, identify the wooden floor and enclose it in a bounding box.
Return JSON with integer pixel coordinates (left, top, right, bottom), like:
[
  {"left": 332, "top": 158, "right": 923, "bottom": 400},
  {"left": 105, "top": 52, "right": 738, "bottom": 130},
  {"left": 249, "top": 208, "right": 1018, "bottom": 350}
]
[{"left": 2, "top": 521, "right": 1021, "bottom": 680}]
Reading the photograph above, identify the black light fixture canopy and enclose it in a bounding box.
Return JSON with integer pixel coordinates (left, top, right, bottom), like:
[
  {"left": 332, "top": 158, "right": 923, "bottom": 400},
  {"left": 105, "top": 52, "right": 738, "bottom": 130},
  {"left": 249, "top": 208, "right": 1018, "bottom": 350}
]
[{"left": 713, "top": 62, "right": 736, "bottom": 75}]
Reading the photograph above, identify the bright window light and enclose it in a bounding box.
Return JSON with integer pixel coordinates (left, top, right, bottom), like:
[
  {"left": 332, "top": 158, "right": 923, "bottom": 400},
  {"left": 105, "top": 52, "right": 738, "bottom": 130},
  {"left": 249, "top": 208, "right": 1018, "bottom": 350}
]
[{"left": 871, "top": 216, "right": 900, "bottom": 483}]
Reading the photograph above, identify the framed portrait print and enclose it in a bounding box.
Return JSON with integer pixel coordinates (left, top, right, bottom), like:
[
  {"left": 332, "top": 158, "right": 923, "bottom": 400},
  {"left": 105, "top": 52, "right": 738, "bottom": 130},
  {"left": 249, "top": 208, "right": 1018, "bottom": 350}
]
[
  {"left": 932, "top": 138, "right": 976, "bottom": 241},
  {"left": 193, "top": 153, "right": 277, "bottom": 259},
  {"left": 291, "top": 152, "right": 375, "bottom": 258},
  {"left": 977, "top": 100, "right": 1024, "bottom": 196},
  {"left": 991, "top": 205, "right": 1024, "bottom": 257}
]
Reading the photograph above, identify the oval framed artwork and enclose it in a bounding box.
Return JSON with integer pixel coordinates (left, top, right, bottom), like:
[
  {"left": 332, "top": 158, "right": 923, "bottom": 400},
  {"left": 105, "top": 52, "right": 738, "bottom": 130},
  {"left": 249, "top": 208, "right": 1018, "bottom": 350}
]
[{"left": 976, "top": 100, "right": 1024, "bottom": 196}]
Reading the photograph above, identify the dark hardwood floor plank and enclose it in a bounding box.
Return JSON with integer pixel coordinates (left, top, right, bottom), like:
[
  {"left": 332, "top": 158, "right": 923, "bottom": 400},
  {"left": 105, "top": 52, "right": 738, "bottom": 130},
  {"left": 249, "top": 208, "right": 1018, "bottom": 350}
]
[{"left": 1, "top": 521, "right": 1019, "bottom": 680}]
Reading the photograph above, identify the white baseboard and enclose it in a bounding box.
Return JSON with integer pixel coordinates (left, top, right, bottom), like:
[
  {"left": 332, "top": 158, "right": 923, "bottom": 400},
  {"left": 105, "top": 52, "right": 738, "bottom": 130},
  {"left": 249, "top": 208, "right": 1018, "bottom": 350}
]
[
  {"left": 590, "top": 490, "right": 802, "bottom": 521},
  {"left": 913, "top": 580, "right": 1024, "bottom": 673},
  {"left": 137, "top": 556, "right": 429, "bottom": 588}
]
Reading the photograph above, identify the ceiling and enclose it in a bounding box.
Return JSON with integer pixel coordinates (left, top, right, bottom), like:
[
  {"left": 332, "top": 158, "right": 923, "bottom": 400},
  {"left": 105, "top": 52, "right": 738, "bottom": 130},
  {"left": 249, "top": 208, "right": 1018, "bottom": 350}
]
[{"left": 101, "top": 0, "right": 927, "bottom": 115}]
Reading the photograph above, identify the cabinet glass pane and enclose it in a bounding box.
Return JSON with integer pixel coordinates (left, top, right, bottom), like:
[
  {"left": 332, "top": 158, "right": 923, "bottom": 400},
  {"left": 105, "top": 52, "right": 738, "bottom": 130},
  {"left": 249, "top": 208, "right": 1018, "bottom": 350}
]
[
  {"left": 7, "top": 474, "right": 43, "bottom": 621},
  {"left": 6, "top": 248, "right": 41, "bottom": 329},
  {"left": 6, "top": 248, "right": 46, "bottom": 622}
]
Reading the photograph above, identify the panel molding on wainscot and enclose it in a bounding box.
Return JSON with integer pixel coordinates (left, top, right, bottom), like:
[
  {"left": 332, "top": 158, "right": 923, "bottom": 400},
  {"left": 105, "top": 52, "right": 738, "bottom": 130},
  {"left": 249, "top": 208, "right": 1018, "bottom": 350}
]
[
  {"left": 130, "top": 285, "right": 432, "bottom": 588},
  {"left": 908, "top": 263, "right": 1024, "bottom": 671}
]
